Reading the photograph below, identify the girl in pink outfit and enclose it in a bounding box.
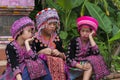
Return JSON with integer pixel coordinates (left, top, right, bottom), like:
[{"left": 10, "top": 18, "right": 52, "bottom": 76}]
[
  {"left": 0, "top": 17, "right": 51, "bottom": 80},
  {"left": 66, "top": 16, "right": 110, "bottom": 80}
]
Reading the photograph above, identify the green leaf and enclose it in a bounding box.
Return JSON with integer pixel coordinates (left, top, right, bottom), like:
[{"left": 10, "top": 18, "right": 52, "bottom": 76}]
[
  {"left": 109, "top": 30, "right": 120, "bottom": 42},
  {"left": 57, "top": 0, "right": 72, "bottom": 11},
  {"left": 67, "top": 11, "right": 77, "bottom": 28},
  {"left": 71, "top": 0, "right": 84, "bottom": 9},
  {"left": 112, "top": 24, "right": 120, "bottom": 36},
  {"left": 85, "top": 2, "right": 112, "bottom": 33},
  {"left": 56, "top": 0, "right": 84, "bottom": 11},
  {"left": 116, "top": 12, "right": 120, "bottom": 28},
  {"left": 46, "top": 0, "right": 62, "bottom": 11},
  {"left": 59, "top": 31, "right": 68, "bottom": 40}
]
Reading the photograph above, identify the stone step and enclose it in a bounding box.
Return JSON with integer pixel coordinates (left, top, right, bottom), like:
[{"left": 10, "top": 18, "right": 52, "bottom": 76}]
[
  {"left": 0, "top": 60, "right": 7, "bottom": 75},
  {"left": 0, "top": 60, "right": 7, "bottom": 66},
  {"left": 0, "top": 46, "right": 7, "bottom": 75},
  {"left": 0, "top": 48, "right": 6, "bottom": 60},
  {"left": 0, "top": 66, "right": 6, "bottom": 75}
]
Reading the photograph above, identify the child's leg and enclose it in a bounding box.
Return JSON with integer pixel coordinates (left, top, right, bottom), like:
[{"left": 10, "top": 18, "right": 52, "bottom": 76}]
[
  {"left": 83, "top": 63, "right": 92, "bottom": 80},
  {"left": 22, "top": 67, "right": 31, "bottom": 80}
]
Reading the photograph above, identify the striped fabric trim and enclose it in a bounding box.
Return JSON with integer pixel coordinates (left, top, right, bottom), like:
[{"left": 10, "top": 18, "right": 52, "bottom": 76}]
[{"left": 77, "top": 20, "right": 97, "bottom": 30}]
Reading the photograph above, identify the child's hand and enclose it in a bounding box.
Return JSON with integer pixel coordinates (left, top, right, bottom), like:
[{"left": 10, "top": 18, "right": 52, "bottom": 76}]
[
  {"left": 16, "top": 74, "right": 22, "bottom": 80},
  {"left": 82, "top": 62, "right": 92, "bottom": 70},
  {"left": 25, "top": 37, "right": 34, "bottom": 44},
  {"left": 51, "top": 49, "right": 60, "bottom": 56},
  {"left": 25, "top": 37, "right": 34, "bottom": 51},
  {"left": 38, "top": 48, "right": 52, "bottom": 55},
  {"left": 89, "top": 30, "right": 96, "bottom": 38}
]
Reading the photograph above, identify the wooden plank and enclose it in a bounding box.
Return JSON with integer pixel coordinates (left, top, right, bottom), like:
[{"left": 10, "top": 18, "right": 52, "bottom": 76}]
[{"left": 106, "top": 73, "right": 120, "bottom": 79}]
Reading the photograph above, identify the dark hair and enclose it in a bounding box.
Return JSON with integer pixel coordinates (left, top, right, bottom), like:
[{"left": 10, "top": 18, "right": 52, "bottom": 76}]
[
  {"left": 78, "top": 24, "right": 93, "bottom": 32},
  {"left": 15, "top": 23, "right": 34, "bottom": 40},
  {"left": 15, "top": 31, "right": 23, "bottom": 40}
]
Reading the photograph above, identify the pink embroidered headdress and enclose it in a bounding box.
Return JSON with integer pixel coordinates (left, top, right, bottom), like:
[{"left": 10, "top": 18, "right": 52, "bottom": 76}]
[
  {"left": 76, "top": 16, "right": 98, "bottom": 32},
  {"left": 10, "top": 16, "right": 35, "bottom": 39},
  {"left": 36, "top": 8, "right": 60, "bottom": 34}
]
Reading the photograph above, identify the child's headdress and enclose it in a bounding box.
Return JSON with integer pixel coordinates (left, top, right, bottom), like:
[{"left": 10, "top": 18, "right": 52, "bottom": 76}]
[
  {"left": 76, "top": 16, "right": 98, "bottom": 32},
  {"left": 36, "top": 8, "right": 60, "bottom": 34},
  {"left": 10, "top": 17, "right": 35, "bottom": 39}
]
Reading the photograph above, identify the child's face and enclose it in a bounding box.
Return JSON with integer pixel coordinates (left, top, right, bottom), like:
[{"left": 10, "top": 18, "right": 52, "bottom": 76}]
[
  {"left": 79, "top": 25, "right": 91, "bottom": 40},
  {"left": 43, "top": 22, "right": 57, "bottom": 35},
  {"left": 21, "top": 26, "right": 34, "bottom": 40}
]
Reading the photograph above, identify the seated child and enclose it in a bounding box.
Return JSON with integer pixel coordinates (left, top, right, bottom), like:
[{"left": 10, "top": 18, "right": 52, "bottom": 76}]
[{"left": 66, "top": 16, "right": 110, "bottom": 80}]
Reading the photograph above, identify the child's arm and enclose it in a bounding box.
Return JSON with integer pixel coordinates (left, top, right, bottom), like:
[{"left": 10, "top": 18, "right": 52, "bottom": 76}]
[
  {"left": 25, "top": 37, "right": 37, "bottom": 59},
  {"left": 38, "top": 48, "right": 52, "bottom": 55},
  {"left": 6, "top": 44, "right": 22, "bottom": 79},
  {"left": 25, "top": 37, "right": 34, "bottom": 51},
  {"left": 51, "top": 49, "right": 66, "bottom": 60},
  {"left": 89, "top": 30, "right": 100, "bottom": 55},
  {"left": 89, "top": 30, "right": 96, "bottom": 47},
  {"left": 52, "top": 36, "right": 66, "bottom": 59}
]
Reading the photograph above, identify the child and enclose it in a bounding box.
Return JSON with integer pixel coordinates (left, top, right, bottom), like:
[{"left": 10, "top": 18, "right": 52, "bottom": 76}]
[
  {"left": 0, "top": 17, "right": 52, "bottom": 80},
  {"left": 32, "top": 8, "right": 68, "bottom": 80},
  {"left": 66, "top": 16, "right": 110, "bottom": 80}
]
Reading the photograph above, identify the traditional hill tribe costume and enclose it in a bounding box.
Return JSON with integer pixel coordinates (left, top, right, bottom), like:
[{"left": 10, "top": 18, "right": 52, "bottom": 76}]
[
  {"left": 32, "top": 8, "right": 69, "bottom": 80},
  {"left": 0, "top": 17, "right": 50, "bottom": 80},
  {"left": 66, "top": 16, "right": 110, "bottom": 80}
]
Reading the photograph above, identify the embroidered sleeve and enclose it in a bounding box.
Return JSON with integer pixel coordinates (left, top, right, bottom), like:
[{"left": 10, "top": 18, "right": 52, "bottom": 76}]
[
  {"left": 54, "top": 36, "right": 64, "bottom": 53},
  {"left": 5, "top": 43, "right": 21, "bottom": 76},
  {"left": 90, "top": 45, "right": 100, "bottom": 55},
  {"left": 26, "top": 49, "right": 37, "bottom": 60},
  {"left": 66, "top": 37, "right": 77, "bottom": 67},
  {"left": 31, "top": 38, "right": 46, "bottom": 53}
]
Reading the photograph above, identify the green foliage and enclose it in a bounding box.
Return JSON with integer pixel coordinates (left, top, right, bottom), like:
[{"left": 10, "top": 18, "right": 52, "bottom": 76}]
[
  {"left": 111, "top": 56, "right": 120, "bottom": 71},
  {"left": 56, "top": 0, "right": 73, "bottom": 11},
  {"left": 109, "top": 31, "right": 120, "bottom": 42},
  {"left": 112, "top": 0, "right": 120, "bottom": 10},
  {"left": 116, "top": 12, "right": 120, "bottom": 28},
  {"left": 85, "top": 2, "right": 112, "bottom": 33},
  {"left": 46, "top": 0, "right": 62, "bottom": 11},
  {"left": 112, "top": 25, "right": 120, "bottom": 36},
  {"left": 59, "top": 31, "right": 68, "bottom": 40}
]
